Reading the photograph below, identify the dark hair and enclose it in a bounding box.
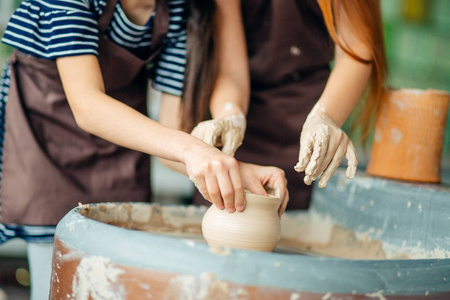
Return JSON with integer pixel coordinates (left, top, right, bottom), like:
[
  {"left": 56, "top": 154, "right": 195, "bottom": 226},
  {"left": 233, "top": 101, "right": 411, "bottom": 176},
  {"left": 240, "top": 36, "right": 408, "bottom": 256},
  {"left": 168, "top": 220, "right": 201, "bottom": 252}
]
[{"left": 181, "top": 0, "right": 218, "bottom": 132}]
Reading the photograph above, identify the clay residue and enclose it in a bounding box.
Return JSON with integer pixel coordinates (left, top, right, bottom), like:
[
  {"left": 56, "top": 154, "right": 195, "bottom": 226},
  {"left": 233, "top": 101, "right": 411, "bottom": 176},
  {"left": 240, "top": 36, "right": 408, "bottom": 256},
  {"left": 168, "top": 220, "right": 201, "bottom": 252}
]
[
  {"left": 163, "top": 272, "right": 249, "bottom": 300},
  {"left": 72, "top": 255, "right": 125, "bottom": 300},
  {"left": 277, "top": 211, "right": 389, "bottom": 259},
  {"left": 373, "top": 127, "right": 382, "bottom": 143},
  {"left": 365, "top": 290, "right": 387, "bottom": 300},
  {"left": 79, "top": 203, "right": 203, "bottom": 238},
  {"left": 278, "top": 210, "right": 450, "bottom": 259},
  {"left": 382, "top": 242, "right": 450, "bottom": 259},
  {"left": 78, "top": 203, "right": 448, "bottom": 260},
  {"left": 390, "top": 128, "right": 403, "bottom": 144},
  {"left": 279, "top": 225, "right": 387, "bottom": 260},
  {"left": 208, "top": 245, "right": 232, "bottom": 256},
  {"left": 190, "top": 113, "right": 246, "bottom": 157},
  {"left": 80, "top": 203, "right": 390, "bottom": 259}
]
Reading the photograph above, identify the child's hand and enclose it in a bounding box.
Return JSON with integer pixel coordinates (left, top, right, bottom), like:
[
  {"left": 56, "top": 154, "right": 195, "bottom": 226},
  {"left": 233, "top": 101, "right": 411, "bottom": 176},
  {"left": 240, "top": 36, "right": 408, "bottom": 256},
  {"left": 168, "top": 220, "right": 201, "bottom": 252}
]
[
  {"left": 184, "top": 142, "right": 245, "bottom": 213},
  {"left": 295, "top": 114, "right": 358, "bottom": 188}
]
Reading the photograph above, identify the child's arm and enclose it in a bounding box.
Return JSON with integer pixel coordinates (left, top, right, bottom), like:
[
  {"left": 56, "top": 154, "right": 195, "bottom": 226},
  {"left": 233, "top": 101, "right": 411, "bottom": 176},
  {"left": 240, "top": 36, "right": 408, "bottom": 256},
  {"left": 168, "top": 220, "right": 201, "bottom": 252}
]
[{"left": 56, "top": 54, "right": 245, "bottom": 212}]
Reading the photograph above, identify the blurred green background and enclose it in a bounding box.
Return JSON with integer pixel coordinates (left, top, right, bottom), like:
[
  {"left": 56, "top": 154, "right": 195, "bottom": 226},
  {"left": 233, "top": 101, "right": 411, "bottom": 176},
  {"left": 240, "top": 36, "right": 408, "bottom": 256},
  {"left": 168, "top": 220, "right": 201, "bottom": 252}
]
[
  {"left": 382, "top": 0, "right": 450, "bottom": 170},
  {"left": 1, "top": 0, "right": 449, "bottom": 168}
]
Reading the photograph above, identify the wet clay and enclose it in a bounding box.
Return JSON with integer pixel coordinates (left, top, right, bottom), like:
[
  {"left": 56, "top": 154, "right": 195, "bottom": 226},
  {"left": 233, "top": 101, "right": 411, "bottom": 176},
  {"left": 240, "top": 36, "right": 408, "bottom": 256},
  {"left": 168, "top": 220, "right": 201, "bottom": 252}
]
[
  {"left": 277, "top": 211, "right": 387, "bottom": 259},
  {"left": 79, "top": 203, "right": 203, "bottom": 238},
  {"left": 191, "top": 113, "right": 246, "bottom": 156},
  {"left": 279, "top": 225, "right": 388, "bottom": 259},
  {"left": 295, "top": 114, "right": 358, "bottom": 188}
]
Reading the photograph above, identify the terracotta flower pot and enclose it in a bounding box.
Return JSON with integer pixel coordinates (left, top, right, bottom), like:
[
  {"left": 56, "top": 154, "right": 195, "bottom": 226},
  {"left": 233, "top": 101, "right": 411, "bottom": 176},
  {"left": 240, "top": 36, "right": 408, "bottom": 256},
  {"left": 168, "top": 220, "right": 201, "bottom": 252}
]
[
  {"left": 367, "top": 88, "right": 450, "bottom": 183},
  {"left": 202, "top": 192, "right": 281, "bottom": 252}
]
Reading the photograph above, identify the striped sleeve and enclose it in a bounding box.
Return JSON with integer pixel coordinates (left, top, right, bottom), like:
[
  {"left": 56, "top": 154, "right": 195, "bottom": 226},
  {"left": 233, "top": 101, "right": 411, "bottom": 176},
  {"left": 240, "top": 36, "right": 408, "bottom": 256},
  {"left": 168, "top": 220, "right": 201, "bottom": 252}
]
[
  {"left": 0, "top": 223, "right": 56, "bottom": 244},
  {"left": 0, "top": 61, "right": 10, "bottom": 182},
  {"left": 1, "top": 0, "right": 100, "bottom": 59},
  {"left": 152, "top": 0, "right": 186, "bottom": 96}
]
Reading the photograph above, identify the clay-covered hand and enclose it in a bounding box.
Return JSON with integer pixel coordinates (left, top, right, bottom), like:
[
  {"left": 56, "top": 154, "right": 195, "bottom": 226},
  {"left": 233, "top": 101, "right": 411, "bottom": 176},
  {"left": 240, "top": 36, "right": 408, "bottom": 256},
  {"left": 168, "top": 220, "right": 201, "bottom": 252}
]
[
  {"left": 238, "top": 161, "right": 289, "bottom": 216},
  {"left": 191, "top": 113, "right": 246, "bottom": 156},
  {"left": 184, "top": 142, "right": 245, "bottom": 213},
  {"left": 294, "top": 114, "right": 358, "bottom": 188}
]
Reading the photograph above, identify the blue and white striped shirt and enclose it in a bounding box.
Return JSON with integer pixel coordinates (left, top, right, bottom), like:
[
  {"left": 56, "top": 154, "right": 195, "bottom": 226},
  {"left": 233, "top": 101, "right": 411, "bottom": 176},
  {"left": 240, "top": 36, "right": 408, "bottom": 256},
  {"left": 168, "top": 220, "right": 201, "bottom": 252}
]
[
  {"left": 0, "top": 0, "right": 187, "bottom": 244},
  {"left": 2, "top": 0, "right": 186, "bottom": 95}
]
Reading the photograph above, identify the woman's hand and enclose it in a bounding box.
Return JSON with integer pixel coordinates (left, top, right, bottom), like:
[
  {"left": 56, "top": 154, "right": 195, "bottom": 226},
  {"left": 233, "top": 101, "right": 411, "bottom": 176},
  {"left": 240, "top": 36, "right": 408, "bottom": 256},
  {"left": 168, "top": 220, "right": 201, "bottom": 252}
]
[
  {"left": 294, "top": 114, "right": 357, "bottom": 188},
  {"left": 191, "top": 113, "right": 246, "bottom": 156},
  {"left": 200, "top": 0, "right": 249, "bottom": 156},
  {"left": 183, "top": 141, "right": 245, "bottom": 213},
  {"left": 238, "top": 162, "right": 289, "bottom": 216}
]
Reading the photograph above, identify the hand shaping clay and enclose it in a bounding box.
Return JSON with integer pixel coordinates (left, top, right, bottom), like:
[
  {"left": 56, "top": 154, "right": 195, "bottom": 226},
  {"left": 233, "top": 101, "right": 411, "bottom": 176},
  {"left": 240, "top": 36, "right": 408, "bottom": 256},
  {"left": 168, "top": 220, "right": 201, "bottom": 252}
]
[
  {"left": 201, "top": 192, "right": 282, "bottom": 252},
  {"left": 191, "top": 114, "right": 246, "bottom": 157}
]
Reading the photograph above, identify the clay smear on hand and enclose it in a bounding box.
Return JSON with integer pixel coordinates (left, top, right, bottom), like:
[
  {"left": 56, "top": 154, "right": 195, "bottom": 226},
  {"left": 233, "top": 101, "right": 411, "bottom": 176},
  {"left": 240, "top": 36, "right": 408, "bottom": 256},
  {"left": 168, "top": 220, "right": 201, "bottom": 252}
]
[{"left": 296, "top": 114, "right": 358, "bottom": 188}]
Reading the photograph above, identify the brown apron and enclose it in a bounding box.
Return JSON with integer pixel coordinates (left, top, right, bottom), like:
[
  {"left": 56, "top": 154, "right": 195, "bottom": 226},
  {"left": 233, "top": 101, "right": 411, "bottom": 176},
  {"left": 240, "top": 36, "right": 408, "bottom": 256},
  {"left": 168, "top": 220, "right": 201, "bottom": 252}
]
[
  {"left": 195, "top": 0, "right": 334, "bottom": 210},
  {"left": 0, "top": 0, "right": 169, "bottom": 225}
]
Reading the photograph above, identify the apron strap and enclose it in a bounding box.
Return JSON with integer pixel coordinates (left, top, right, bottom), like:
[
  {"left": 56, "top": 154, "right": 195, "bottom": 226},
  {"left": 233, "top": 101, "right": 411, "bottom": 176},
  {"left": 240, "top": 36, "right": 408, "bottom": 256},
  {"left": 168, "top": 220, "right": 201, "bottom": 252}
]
[
  {"left": 148, "top": 0, "right": 170, "bottom": 57},
  {"left": 98, "top": 0, "right": 119, "bottom": 33}
]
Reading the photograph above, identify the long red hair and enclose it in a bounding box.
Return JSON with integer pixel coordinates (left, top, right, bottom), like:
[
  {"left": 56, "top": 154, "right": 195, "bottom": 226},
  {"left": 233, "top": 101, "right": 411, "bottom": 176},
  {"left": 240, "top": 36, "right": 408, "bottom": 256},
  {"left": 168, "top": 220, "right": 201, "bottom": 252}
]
[{"left": 317, "top": 0, "right": 388, "bottom": 144}]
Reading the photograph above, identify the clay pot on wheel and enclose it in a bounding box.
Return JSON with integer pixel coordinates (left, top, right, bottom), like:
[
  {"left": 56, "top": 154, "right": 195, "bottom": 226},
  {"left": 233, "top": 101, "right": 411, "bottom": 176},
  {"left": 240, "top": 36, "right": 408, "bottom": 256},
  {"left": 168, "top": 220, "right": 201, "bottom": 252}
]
[{"left": 202, "top": 192, "right": 282, "bottom": 252}]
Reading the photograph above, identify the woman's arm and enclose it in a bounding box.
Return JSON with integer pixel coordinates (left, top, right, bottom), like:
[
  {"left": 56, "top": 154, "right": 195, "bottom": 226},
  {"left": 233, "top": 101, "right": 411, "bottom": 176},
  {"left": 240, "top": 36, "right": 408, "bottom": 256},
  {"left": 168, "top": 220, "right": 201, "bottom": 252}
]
[
  {"left": 190, "top": 0, "right": 249, "bottom": 156},
  {"left": 210, "top": 0, "right": 249, "bottom": 119},
  {"left": 310, "top": 27, "right": 373, "bottom": 127},
  {"left": 295, "top": 9, "right": 374, "bottom": 187},
  {"left": 56, "top": 54, "right": 245, "bottom": 212}
]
